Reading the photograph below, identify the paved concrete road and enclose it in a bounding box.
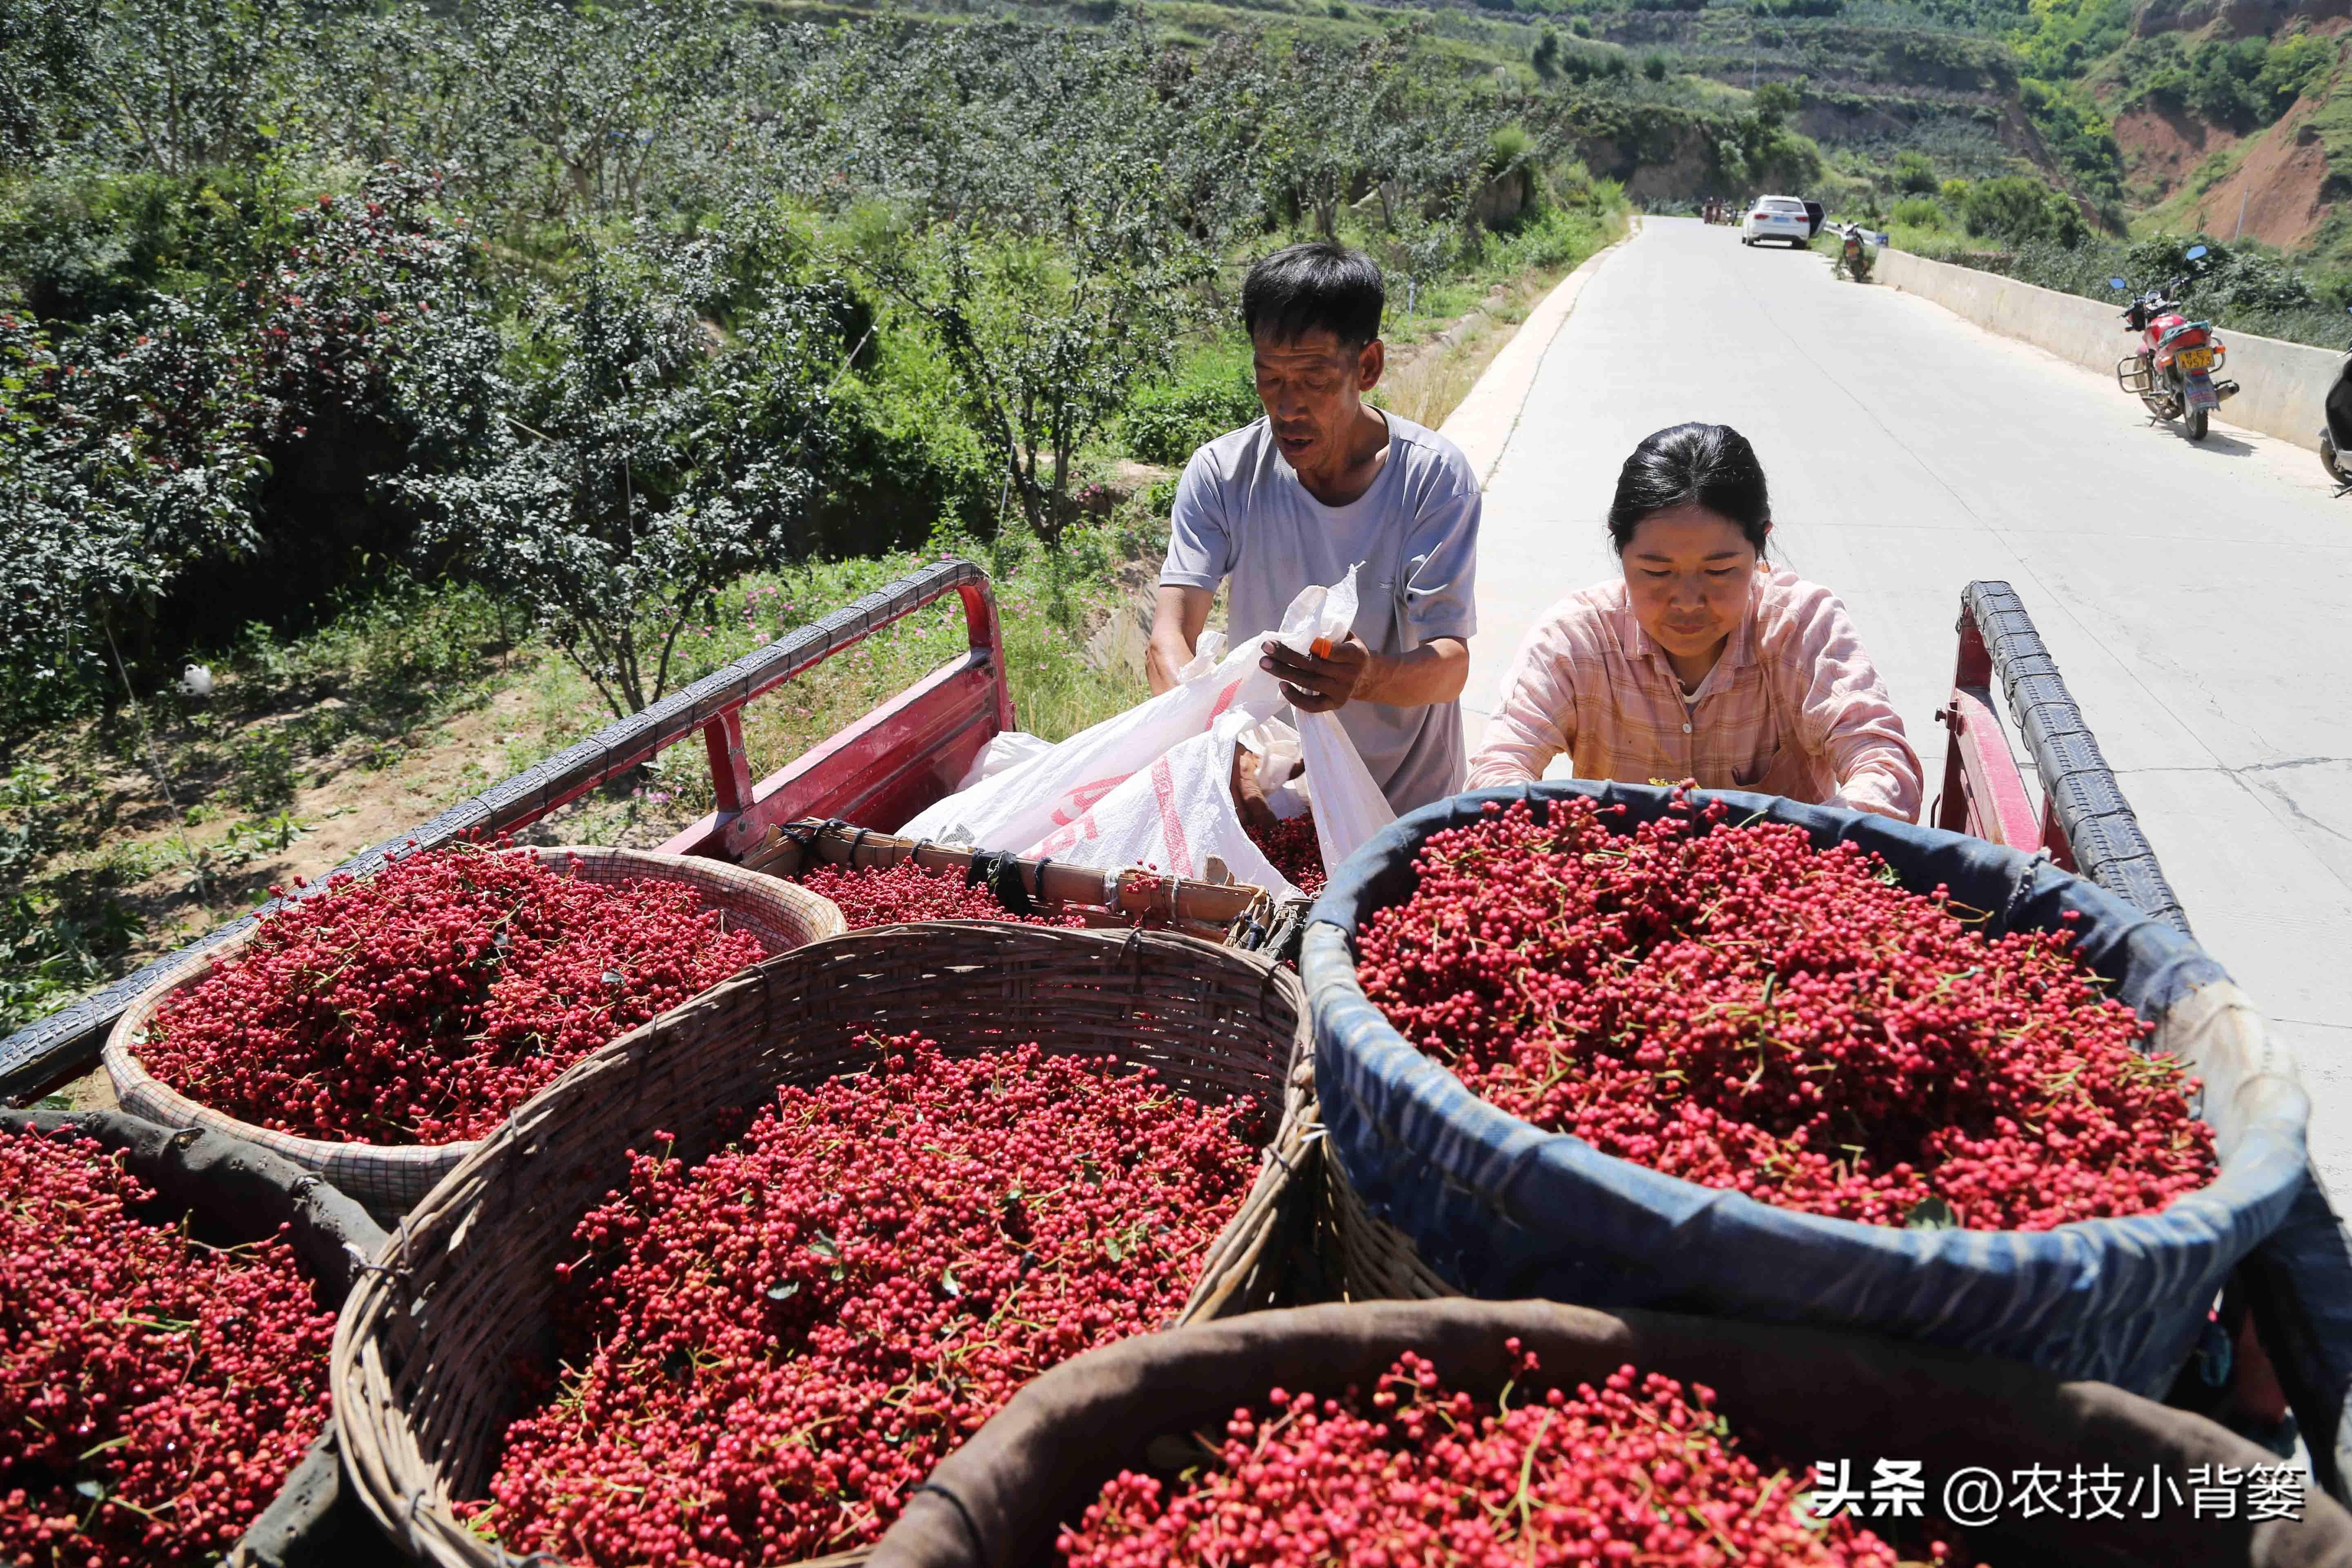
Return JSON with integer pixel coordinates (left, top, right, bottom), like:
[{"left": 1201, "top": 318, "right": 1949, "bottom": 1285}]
[{"left": 1465, "top": 215, "right": 2352, "bottom": 1190}]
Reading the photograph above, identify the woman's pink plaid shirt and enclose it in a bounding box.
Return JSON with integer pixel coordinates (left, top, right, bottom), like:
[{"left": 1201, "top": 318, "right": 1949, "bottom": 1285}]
[{"left": 1466, "top": 566, "right": 1922, "bottom": 821}]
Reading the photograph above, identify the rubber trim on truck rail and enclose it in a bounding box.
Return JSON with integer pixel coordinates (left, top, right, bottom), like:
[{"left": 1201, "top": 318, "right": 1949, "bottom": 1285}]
[
  {"left": 1962, "top": 581, "right": 2193, "bottom": 935},
  {"left": 1961, "top": 580, "right": 2352, "bottom": 1508}
]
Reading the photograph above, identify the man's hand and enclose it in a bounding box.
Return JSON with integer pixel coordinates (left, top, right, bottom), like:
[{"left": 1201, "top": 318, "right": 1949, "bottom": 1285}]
[
  {"left": 1260, "top": 635, "right": 1371, "bottom": 714},
  {"left": 1149, "top": 585, "right": 1215, "bottom": 696}
]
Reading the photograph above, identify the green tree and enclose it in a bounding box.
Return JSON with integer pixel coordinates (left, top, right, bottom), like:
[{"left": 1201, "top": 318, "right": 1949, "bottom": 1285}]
[
  {"left": 873, "top": 227, "right": 1205, "bottom": 551},
  {"left": 1752, "top": 82, "right": 1800, "bottom": 129},
  {"left": 2260, "top": 33, "right": 2336, "bottom": 117},
  {"left": 0, "top": 303, "right": 267, "bottom": 717},
  {"left": 401, "top": 239, "right": 853, "bottom": 717},
  {"left": 0, "top": 0, "right": 88, "bottom": 158},
  {"left": 1892, "top": 151, "right": 1938, "bottom": 194},
  {"left": 64, "top": 0, "right": 292, "bottom": 175},
  {"left": 1532, "top": 27, "right": 1561, "bottom": 81}
]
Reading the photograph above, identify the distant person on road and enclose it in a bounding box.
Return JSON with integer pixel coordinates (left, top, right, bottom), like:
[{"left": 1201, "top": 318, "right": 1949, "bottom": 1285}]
[
  {"left": 1149, "top": 241, "right": 1481, "bottom": 822},
  {"left": 1466, "top": 422, "right": 1921, "bottom": 820}
]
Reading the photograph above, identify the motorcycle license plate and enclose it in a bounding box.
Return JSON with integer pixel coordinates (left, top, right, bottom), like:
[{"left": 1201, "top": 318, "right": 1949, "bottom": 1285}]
[
  {"left": 2187, "top": 379, "right": 2220, "bottom": 410},
  {"left": 2176, "top": 347, "right": 2215, "bottom": 372}
]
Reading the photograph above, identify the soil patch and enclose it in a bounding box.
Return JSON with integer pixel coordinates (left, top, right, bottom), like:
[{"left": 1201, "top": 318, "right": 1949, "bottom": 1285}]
[
  {"left": 2188, "top": 107, "right": 2334, "bottom": 249},
  {"left": 2114, "top": 102, "right": 2242, "bottom": 203}
]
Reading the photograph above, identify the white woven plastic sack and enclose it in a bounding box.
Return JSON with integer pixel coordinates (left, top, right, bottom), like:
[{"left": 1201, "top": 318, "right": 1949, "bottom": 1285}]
[
  {"left": 955, "top": 731, "right": 1056, "bottom": 793},
  {"left": 1279, "top": 571, "right": 1398, "bottom": 872},
  {"left": 1019, "top": 709, "right": 1303, "bottom": 898},
  {"left": 900, "top": 611, "right": 1281, "bottom": 855},
  {"left": 899, "top": 571, "right": 1391, "bottom": 887}
]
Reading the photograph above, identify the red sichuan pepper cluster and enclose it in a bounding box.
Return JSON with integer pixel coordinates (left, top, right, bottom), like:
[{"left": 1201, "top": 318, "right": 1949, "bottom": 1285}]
[
  {"left": 1062, "top": 1343, "right": 1971, "bottom": 1568},
  {"left": 140, "top": 844, "right": 767, "bottom": 1144},
  {"left": 795, "top": 859, "right": 1087, "bottom": 930},
  {"left": 1247, "top": 811, "right": 1327, "bottom": 899},
  {"left": 1358, "top": 795, "right": 2216, "bottom": 1230},
  {"left": 0, "top": 1129, "right": 336, "bottom": 1568},
  {"left": 472, "top": 1037, "right": 1261, "bottom": 1567}
]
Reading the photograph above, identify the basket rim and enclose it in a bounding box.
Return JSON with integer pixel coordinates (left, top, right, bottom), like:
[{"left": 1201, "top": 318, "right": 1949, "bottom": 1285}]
[
  {"left": 1301, "top": 780, "right": 2309, "bottom": 1265},
  {"left": 102, "top": 844, "right": 845, "bottom": 1167},
  {"left": 331, "top": 921, "right": 1314, "bottom": 1568}
]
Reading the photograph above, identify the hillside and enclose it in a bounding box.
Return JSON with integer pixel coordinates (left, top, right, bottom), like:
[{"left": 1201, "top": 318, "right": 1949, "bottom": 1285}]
[
  {"left": 771, "top": 0, "right": 2098, "bottom": 212},
  {"left": 2016, "top": 0, "right": 2352, "bottom": 268}
]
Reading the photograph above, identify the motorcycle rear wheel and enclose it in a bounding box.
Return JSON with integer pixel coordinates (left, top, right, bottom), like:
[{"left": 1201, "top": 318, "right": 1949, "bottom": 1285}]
[{"left": 2187, "top": 407, "right": 2210, "bottom": 441}]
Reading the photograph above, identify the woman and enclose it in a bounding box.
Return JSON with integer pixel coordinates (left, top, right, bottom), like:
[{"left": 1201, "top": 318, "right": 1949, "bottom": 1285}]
[{"left": 1466, "top": 422, "right": 1921, "bottom": 820}]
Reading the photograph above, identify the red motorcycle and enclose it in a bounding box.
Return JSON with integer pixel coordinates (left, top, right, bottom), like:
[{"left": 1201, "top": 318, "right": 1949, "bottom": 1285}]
[{"left": 2107, "top": 244, "right": 2239, "bottom": 442}]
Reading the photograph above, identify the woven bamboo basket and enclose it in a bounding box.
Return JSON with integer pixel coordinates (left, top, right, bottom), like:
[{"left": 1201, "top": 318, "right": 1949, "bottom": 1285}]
[
  {"left": 104, "top": 845, "right": 845, "bottom": 1221},
  {"left": 0, "top": 1108, "right": 395, "bottom": 1567},
  {"left": 332, "top": 922, "right": 1314, "bottom": 1568},
  {"left": 1312, "top": 1120, "right": 1457, "bottom": 1302}
]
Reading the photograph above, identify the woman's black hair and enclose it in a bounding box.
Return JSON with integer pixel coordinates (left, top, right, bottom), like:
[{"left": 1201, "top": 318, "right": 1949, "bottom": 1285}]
[{"left": 1605, "top": 422, "right": 1772, "bottom": 555}]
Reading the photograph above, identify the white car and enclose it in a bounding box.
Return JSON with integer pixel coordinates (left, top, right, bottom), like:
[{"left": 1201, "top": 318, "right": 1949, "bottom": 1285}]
[{"left": 1742, "top": 196, "right": 1813, "bottom": 248}]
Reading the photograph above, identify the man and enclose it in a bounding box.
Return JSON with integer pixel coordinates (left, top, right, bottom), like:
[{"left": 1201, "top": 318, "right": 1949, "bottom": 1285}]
[{"left": 1149, "top": 242, "right": 1481, "bottom": 828}]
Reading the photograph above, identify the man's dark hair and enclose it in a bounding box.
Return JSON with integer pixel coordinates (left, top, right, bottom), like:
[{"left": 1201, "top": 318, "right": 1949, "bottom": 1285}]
[
  {"left": 1606, "top": 423, "right": 1773, "bottom": 556},
  {"left": 1241, "top": 243, "right": 1384, "bottom": 350}
]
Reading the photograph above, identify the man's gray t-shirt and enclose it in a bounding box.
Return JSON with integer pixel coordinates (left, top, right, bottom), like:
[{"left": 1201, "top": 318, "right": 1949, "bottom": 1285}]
[{"left": 1160, "top": 411, "right": 1480, "bottom": 815}]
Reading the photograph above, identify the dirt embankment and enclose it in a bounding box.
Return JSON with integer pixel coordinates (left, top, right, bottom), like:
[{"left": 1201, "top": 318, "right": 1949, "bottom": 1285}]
[
  {"left": 2132, "top": 0, "right": 2352, "bottom": 38},
  {"left": 2114, "top": 100, "right": 2243, "bottom": 203},
  {"left": 2157, "top": 96, "right": 2336, "bottom": 248}
]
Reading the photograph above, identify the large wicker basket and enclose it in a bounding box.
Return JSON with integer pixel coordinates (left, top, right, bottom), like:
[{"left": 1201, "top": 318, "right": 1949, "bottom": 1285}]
[
  {"left": 874, "top": 1298, "right": 2352, "bottom": 1568},
  {"left": 0, "top": 1108, "right": 396, "bottom": 1568},
  {"left": 1312, "top": 1121, "right": 1456, "bottom": 1301},
  {"left": 332, "top": 922, "right": 1314, "bottom": 1568},
  {"left": 104, "top": 845, "right": 845, "bottom": 1221}
]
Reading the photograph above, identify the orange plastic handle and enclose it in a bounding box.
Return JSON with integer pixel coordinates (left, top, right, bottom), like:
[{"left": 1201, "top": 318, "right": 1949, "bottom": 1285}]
[{"left": 1310, "top": 637, "right": 1333, "bottom": 659}]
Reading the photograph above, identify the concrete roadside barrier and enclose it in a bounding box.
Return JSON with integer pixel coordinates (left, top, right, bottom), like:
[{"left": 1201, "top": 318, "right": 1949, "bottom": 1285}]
[{"left": 1876, "top": 246, "right": 2341, "bottom": 453}]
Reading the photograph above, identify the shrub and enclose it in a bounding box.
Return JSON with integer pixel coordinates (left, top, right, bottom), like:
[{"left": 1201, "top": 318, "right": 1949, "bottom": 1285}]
[
  {"left": 1891, "top": 196, "right": 1945, "bottom": 228},
  {"left": 1962, "top": 175, "right": 2082, "bottom": 246},
  {"left": 1532, "top": 27, "right": 1561, "bottom": 80},
  {"left": 1892, "top": 151, "right": 1938, "bottom": 194},
  {"left": 1643, "top": 52, "right": 1669, "bottom": 81},
  {"left": 2130, "top": 234, "right": 2319, "bottom": 315},
  {"left": 1488, "top": 124, "right": 1533, "bottom": 176},
  {"left": 1123, "top": 362, "right": 1261, "bottom": 466}
]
